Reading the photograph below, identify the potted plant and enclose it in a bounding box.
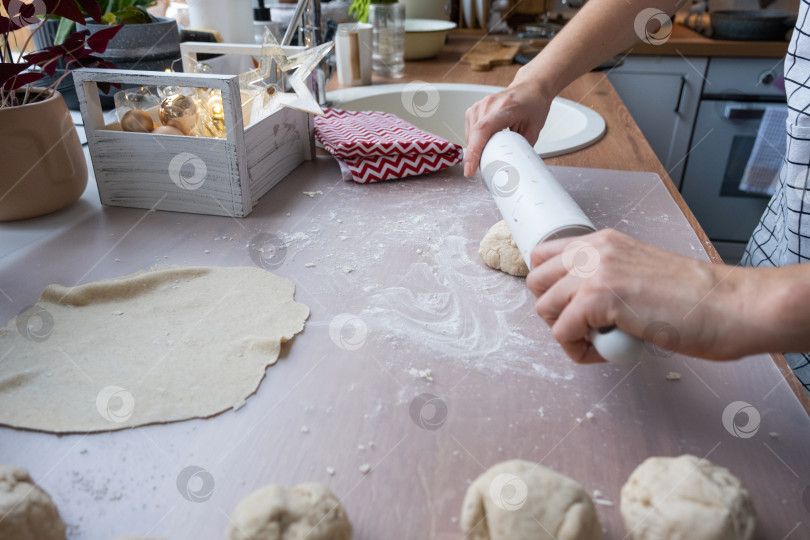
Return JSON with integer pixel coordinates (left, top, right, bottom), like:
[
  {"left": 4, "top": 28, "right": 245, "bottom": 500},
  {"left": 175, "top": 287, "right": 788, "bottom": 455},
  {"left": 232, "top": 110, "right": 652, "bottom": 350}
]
[
  {"left": 0, "top": 0, "right": 122, "bottom": 221},
  {"left": 349, "top": 0, "right": 399, "bottom": 23},
  {"left": 45, "top": 1, "right": 181, "bottom": 109}
]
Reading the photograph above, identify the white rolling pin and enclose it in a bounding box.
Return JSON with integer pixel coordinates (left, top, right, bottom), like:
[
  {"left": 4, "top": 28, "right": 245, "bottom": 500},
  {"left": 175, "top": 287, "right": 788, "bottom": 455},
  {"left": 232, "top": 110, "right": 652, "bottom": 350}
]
[{"left": 480, "top": 130, "right": 642, "bottom": 365}]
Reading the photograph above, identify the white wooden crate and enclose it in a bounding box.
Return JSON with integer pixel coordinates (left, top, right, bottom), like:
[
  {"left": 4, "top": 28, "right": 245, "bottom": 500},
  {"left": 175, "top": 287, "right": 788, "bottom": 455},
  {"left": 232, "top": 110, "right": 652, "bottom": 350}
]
[{"left": 73, "top": 61, "right": 314, "bottom": 218}]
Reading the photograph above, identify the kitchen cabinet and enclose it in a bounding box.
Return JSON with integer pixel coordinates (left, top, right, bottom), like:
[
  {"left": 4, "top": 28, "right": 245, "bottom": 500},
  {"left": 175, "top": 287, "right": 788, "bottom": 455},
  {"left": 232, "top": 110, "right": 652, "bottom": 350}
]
[{"left": 607, "top": 56, "right": 708, "bottom": 189}]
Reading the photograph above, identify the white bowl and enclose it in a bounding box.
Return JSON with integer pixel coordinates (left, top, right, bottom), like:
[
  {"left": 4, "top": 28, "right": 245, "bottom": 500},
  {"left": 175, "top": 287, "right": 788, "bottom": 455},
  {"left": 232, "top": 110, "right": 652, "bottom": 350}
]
[{"left": 404, "top": 19, "right": 457, "bottom": 60}]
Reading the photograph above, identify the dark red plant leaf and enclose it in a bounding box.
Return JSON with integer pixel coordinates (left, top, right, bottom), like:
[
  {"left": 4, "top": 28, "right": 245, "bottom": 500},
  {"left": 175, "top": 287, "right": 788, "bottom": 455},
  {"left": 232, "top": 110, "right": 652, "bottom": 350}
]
[
  {"left": 0, "top": 15, "right": 13, "bottom": 33},
  {"left": 23, "top": 48, "right": 65, "bottom": 75},
  {"left": 0, "top": 62, "right": 30, "bottom": 88},
  {"left": 96, "top": 81, "right": 122, "bottom": 94},
  {"left": 42, "top": 0, "right": 86, "bottom": 25},
  {"left": 86, "top": 24, "right": 123, "bottom": 54},
  {"left": 75, "top": 0, "right": 102, "bottom": 23},
  {"left": 3, "top": 71, "right": 45, "bottom": 92}
]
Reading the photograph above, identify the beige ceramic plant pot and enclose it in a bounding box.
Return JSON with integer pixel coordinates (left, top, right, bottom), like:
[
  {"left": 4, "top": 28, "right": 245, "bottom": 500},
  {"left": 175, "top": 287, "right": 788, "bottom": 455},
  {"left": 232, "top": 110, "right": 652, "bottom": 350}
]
[{"left": 0, "top": 89, "right": 87, "bottom": 221}]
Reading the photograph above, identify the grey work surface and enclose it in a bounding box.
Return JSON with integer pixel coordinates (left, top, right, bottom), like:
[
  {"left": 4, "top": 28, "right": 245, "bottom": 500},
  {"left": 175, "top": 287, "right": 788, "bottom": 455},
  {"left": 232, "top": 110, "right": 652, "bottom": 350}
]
[{"left": 1, "top": 156, "right": 809, "bottom": 539}]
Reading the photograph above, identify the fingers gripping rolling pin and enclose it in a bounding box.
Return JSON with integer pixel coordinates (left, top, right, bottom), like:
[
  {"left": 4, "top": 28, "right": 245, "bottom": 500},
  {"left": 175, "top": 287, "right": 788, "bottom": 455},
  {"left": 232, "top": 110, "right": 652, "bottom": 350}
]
[{"left": 480, "top": 130, "right": 642, "bottom": 365}]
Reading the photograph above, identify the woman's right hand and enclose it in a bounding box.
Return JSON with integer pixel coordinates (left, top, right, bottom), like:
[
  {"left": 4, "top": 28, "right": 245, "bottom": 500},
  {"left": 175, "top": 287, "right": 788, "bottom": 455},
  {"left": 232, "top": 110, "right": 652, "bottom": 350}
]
[{"left": 464, "top": 76, "right": 553, "bottom": 178}]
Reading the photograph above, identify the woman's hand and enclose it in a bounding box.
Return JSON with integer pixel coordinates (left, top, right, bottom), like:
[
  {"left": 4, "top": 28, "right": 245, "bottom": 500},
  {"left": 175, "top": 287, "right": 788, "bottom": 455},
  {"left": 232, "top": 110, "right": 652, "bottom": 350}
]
[
  {"left": 464, "top": 76, "right": 552, "bottom": 178},
  {"left": 526, "top": 229, "right": 763, "bottom": 363}
]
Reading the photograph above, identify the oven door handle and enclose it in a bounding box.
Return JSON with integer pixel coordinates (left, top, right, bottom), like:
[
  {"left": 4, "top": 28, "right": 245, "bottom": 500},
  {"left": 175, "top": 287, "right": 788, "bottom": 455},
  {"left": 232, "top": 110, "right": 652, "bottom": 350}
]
[
  {"left": 674, "top": 75, "right": 686, "bottom": 113},
  {"left": 724, "top": 105, "right": 767, "bottom": 120}
]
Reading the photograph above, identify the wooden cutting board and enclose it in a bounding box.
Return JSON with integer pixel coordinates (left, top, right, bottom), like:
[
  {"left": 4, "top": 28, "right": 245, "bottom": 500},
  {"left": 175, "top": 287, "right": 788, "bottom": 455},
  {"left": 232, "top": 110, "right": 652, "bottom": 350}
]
[{"left": 461, "top": 41, "right": 520, "bottom": 71}]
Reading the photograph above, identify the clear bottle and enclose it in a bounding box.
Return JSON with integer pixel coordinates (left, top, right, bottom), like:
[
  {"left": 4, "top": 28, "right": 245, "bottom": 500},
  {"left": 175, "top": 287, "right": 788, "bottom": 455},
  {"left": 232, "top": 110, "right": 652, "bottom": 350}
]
[{"left": 368, "top": 3, "right": 406, "bottom": 78}]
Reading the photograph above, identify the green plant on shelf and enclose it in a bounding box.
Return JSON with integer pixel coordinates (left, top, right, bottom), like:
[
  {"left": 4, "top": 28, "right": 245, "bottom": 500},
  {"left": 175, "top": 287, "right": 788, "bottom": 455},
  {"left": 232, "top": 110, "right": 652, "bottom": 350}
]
[
  {"left": 349, "top": 0, "right": 398, "bottom": 23},
  {"left": 54, "top": 0, "right": 158, "bottom": 44},
  {"left": 1, "top": 0, "right": 121, "bottom": 108}
]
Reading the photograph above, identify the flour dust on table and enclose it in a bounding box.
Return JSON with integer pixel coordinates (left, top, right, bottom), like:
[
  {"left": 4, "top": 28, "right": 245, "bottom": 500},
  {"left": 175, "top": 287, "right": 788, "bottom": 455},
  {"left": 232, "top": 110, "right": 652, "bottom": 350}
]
[{"left": 0, "top": 266, "right": 309, "bottom": 433}]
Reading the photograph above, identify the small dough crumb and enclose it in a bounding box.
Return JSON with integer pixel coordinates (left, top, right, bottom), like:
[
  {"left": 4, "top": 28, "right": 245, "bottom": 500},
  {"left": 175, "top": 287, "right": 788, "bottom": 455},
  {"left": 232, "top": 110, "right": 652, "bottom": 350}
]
[
  {"left": 204, "top": 250, "right": 211, "bottom": 254},
  {"left": 302, "top": 190, "right": 324, "bottom": 197},
  {"left": 301, "top": 425, "right": 310, "bottom": 434},
  {"left": 585, "top": 411, "right": 595, "bottom": 420},
  {"left": 305, "top": 263, "right": 316, "bottom": 268},
  {"left": 592, "top": 489, "right": 614, "bottom": 506},
  {"left": 666, "top": 371, "right": 682, "bottom": 381},
  {"left": 326, "top": 467, "right": 336, "bottom": 476},
  {"left": 359, "top": 464, "right": 371, "bottom": 474},
  {"left": 357, "top": 444, "right": 365, "bottom": 451},
  {"left": 408, "top": 367, "right": 434, "bottom": 382},
  {"left": 769, "top": 431, "right": 780, "bottom": 439},
  {"left": 337, "top": 265, "right": 353, "bottom": 274}
]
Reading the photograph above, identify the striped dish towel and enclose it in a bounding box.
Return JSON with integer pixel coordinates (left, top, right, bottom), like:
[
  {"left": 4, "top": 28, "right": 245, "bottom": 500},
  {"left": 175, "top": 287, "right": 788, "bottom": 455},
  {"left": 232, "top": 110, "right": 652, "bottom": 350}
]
[{"left": 314, "top": 108, "right": 464, "bottom": 184}]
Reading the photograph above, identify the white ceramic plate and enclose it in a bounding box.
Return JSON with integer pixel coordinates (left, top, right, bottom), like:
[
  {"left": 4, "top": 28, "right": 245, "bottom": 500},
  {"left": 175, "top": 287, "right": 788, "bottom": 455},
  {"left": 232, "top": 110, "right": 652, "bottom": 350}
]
[{"left": 327, "top": 83, "right": 606, "bottom": 158}]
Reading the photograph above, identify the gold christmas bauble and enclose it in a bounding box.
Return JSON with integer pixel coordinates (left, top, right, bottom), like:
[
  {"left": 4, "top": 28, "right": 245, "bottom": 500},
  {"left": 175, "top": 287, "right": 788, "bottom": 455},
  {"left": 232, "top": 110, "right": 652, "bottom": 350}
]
[
  {"left": 121, "top": 109, "right": 154, "bottom": 133},
  {"left": 152, "top": 125, "right": 185, "bottom": 136},
  {"left": 159, "top": 93, "right": 198, "bottom": 134}
]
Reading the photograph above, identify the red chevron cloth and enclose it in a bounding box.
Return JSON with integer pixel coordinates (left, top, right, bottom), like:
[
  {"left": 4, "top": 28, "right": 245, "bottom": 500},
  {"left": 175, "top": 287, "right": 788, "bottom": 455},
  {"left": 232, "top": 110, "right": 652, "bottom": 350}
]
[{"left": 314, "top": 108, "right": 464, "bottom": 184}]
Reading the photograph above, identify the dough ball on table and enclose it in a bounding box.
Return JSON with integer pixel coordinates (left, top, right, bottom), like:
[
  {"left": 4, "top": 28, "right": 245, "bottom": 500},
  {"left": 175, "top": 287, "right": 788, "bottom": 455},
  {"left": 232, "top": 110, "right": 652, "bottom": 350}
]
[
  {"left": 227, "top": 482, "right": 352, "bottom": 540},
  {"left": 461, "top": 459, "right": 602, "bottom": 540},
  {"left": 0, "top": 465, "right": 66, "bottom": 540},
  {"left": 621, "top": 455, "right": 756, "bottom": 540},
  {"left": 479, "top": 221, "right": 529, "bottom": 277}
]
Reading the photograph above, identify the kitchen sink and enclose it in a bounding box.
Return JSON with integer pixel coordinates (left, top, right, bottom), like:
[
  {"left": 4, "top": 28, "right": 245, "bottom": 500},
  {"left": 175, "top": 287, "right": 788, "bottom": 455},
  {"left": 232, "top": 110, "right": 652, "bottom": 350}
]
[{"left": 327, "top": 82, "right": 606, "bottom": 157}]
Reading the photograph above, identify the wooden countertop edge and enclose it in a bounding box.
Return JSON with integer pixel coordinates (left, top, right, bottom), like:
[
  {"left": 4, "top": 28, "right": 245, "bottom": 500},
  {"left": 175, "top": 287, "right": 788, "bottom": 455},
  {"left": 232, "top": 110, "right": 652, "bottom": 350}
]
[{"left": 479, "top": 23, "right": 789, "bottom": 58}]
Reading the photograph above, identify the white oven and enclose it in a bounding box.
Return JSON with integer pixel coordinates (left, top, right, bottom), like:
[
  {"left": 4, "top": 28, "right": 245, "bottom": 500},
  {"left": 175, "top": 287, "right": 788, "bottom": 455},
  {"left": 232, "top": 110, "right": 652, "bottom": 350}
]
[{"left": 679, "top": 57, "right": 785, "bottom": 262}]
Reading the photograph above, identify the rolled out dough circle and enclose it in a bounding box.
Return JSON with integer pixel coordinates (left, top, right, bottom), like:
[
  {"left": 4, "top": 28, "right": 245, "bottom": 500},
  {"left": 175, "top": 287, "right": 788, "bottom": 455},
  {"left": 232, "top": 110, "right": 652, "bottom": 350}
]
[
  {"left": 0, "top": 266, "right": 309, "bottom": 433},
  {"left": 479, "top": 221, "right": 529, "bottom": 277}
]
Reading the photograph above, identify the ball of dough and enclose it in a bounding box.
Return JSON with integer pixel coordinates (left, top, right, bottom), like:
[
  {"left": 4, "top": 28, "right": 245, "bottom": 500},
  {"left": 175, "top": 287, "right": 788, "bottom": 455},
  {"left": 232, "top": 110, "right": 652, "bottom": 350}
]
[
  {"left": 0, "top": 465, "right": 66, "bottom": 540},
  {"left": 479, "top": 221, "right": 529, "bottom": 277},
  {"left": 227, "top": 482, "right": 352, "bottom": 540},
  {"left": 620, "top": 455, "right": 756, "bottom": 540},
  {"left": 461, "top": 459, "right": 602, "bottom": 540}
]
